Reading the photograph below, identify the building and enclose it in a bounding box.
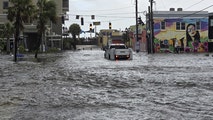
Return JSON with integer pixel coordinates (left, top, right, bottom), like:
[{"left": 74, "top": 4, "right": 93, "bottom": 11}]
[
  {"left": 0, "top": 0, "right": 69, "bottom": 51},
  {"left": 98, "top": 29, "right": 124, "bottom": 49},
  {"left": 0, "top": 1, "right": 8, "bottom": 26},
  {"left": 129, "top": 25, "right": 147, "bottom": 52},
  {"left": 149, "top": 8, "right": 209, "bottom": 53}
]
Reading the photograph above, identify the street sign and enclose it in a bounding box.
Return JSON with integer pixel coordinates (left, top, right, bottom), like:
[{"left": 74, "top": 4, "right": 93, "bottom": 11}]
[{"left": 93, "top": 22, "right": 101, "bottom": 26}]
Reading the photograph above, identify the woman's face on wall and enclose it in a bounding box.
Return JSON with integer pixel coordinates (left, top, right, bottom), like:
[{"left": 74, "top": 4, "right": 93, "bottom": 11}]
[{"left": 187, "top": 25, "right": 196, "bottom": 37}]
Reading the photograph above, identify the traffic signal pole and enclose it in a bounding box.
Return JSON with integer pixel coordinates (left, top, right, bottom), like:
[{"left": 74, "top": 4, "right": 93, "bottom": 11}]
[
  {"left": 135, "top": 0, "right": 138, "bottom": 42},
  {"left": 135, "top": 0, "right": 139, "bottom": 52}
]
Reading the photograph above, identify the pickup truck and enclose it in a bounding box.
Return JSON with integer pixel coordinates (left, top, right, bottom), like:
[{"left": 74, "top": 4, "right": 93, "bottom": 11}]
[{"left": 104, "top": 44, "right": 133, "bottom": 60}]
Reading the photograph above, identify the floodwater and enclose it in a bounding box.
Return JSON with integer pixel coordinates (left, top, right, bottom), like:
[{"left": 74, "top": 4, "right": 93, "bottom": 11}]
[{"left": 0, "top": 48, "right": 213, "bottom": 120}]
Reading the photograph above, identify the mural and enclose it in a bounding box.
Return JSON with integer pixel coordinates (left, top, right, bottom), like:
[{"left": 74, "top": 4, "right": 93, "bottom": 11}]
[{"left": 153, "top": 18, "right": 209, "bottom": 53}]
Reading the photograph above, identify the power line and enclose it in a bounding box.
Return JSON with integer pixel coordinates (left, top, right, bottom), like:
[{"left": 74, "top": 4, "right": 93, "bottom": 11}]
[
  {"left": 71, "top": 6, "right": 134, "bottom": 13},
  {"left": 181, "top": 4, "right": 213, "bottom": 18},
  {"left": 67, "top": 13, "right": 135, "bottom": 19},
  {"left": 96, "top": 15, "right": 134, "bottom": 19},
  {"left": 184, "top": 0, "right": 205, "bottom": 10},
  {"left": 71, "top": 18, "right": 127, "bottom": 24},
  {"left": 96, "top": 12, "right": 135, "bottom": 16}
]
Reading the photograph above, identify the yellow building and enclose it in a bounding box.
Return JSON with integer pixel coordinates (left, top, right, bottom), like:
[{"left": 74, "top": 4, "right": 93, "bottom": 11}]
[{"left": 98, "top": 29, "right": 124, "bottom": 48}]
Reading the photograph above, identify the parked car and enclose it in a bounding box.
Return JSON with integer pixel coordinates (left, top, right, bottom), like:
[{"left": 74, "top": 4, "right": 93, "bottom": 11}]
[{"left": 104, "top": 44, "right": 133, "bottom": 60}]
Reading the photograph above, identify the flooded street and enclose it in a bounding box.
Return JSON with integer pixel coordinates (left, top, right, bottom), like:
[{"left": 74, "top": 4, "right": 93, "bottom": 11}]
[{"left": 1, "top": 49, "right": 213, "bottom": 120}]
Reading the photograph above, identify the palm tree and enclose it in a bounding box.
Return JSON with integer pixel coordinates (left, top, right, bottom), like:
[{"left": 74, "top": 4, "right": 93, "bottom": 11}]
[
  {"left": 35, "top": 0, "right": 57, "bottom": 58},
  {"left": 3, "top": 23, "right": 14, "bottom": 54},
  {"left": 0, "top": 25, "right": 5, "bottom": 52},
  {"left": 7, "top": 0, "right": 36, "bottom": 62},
  {"left": 69, "top": 24, "right": 81, "bottom": 50}
]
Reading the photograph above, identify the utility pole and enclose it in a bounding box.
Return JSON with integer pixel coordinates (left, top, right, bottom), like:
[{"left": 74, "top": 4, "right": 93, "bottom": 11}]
[
  {"left": 150, "top": 0, "right": 154, "bottom": 54},
  {"left": 135, "top": 0, "right": 139, "bottom": 52},
  {"left": 135, "top": 0, "right": 138, "bottom": 42},
  {"left": 147, "top": 6, "right": 151, "bottom": 54}
]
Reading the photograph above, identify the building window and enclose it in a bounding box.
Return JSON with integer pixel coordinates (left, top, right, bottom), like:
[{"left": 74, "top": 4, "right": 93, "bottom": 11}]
[
  {"left": 63, "top": 0, "right": 69, "bottom": 8},
  {"left": 181, "top": 22, "right": 185, "bottom": 30},
  {"left": 0, "top": 24, "right": 4, "bottom": 33},
  {"left": 161, "top": 21, "right": 166, "bottom": 30},
  {"left": 196, "top": 21, "right": 201, "bottom": 30},
  {"left": 3, "top": 1, "right": 9, "bottom": 9},
  {"left": 176, "top": 22, "right": 185, "bottom": 30},
  {"left": 176, "top": 22, "right": 180, "bottom": 30},
  {"left": 3, "top": 11, "right": 8, "bottom": 14}
]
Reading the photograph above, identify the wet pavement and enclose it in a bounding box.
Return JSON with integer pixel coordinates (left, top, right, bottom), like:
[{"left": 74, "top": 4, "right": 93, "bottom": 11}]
[{"left": 0, "top": 48, "right": 213, "bottom": 120}]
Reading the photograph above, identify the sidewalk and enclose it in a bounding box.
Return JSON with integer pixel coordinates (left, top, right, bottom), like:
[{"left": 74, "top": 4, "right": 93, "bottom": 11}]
[{"left": 0, "top": 52, "right": 65, "bottom": 63}]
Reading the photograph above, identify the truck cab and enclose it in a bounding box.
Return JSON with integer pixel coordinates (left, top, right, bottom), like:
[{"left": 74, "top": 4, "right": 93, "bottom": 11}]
[{"left": 104, "top": 44, "right": 133, "bottom": 60}]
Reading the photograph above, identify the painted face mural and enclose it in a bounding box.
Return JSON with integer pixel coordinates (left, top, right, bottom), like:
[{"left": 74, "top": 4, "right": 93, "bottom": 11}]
[
  {"left": 153, "top": 17, "right": 208, "bottom": 53},
  {"left": 186, "top": 24, "right": 200, "bottom": 47},
  {"left": 187, "top": 24, "right": 196, "bottom": 37}
]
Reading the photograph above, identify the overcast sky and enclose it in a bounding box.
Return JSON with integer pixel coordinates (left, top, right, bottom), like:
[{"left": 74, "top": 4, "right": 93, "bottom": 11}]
[{"left": 65, "top": 0, "right": 213, "bottom": 36}]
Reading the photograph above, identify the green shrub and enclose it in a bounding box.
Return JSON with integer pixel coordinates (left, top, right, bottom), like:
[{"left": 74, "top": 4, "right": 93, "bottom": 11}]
[
  {"left": 47, "top": 47, "right": 59, "bottom": 53},
  {"left": 18, "top": 45, "right": 25, "bottom": 53}
]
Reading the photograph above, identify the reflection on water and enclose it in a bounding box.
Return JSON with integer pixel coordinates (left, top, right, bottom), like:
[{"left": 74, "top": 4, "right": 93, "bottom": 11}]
[{"left": 0, "top": 51, "right": 213, "bottom": 120}]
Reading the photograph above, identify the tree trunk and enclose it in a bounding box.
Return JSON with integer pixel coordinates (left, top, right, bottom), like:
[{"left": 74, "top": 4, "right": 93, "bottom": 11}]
[
  {"left": 73, "top": 35, "right": 77, "bottom": 50},
  {"left": 35, "top": 49, "right": 38, "bottom": 58},
  {"left": 73, "top": 42, "right": 76, "bottom": 50},
  {"left": 35, "top": 34, "right": 42, "bottom": 59},
  {"left": 6, "top": 38, "right": 10, "bottom": 54},
  {"left": 14, "top": 32, "right": 18, "bottom": 62},
  {"left": 14, "top": 15, "right": 20, "bottom": 62}
]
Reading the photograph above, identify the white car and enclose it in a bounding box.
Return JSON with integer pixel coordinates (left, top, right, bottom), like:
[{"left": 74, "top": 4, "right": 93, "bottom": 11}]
[{"left": 104, "top": 44, "right": 133, "bottom": 60}]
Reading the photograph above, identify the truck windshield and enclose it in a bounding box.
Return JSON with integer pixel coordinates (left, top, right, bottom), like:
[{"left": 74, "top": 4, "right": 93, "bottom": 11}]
[{"left": 110, "top": 45, "right": 126, "bottom": 49}]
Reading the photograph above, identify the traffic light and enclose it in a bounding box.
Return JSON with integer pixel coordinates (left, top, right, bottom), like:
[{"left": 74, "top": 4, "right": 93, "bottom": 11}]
[
  {"left": 91, "top": 15, "right": 95, "bottom": 19},
  {"left": 109, "top": 22, "right": 112, "bottom": 29},
  {"left": 90, "top": 23, "right": 92, "bottom": 31},
  {"left": 81, "top": 17, "right": 84, "bottom": 25},
  {"left": 76, "top": 15, "right": 79, "bottom": 19},
  {"left": 138, "top": 17, "right": 144, "bottom": 25}
]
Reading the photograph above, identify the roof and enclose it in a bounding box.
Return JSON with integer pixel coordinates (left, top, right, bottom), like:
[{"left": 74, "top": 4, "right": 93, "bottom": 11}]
[
  {"left": 152, "top": 11, "right": 209, "bottom": 18},
  {"left": 110, "top": 43, "right": 125, "bottom": 45}
]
